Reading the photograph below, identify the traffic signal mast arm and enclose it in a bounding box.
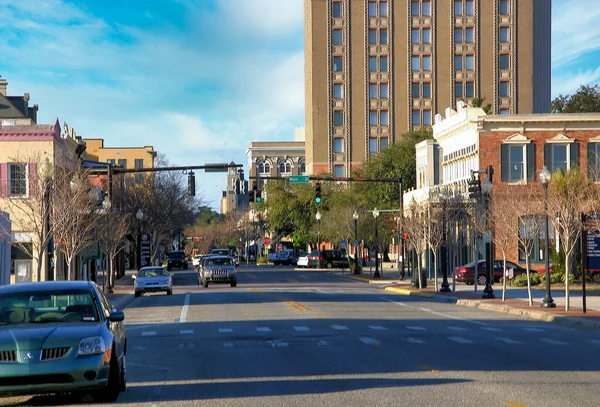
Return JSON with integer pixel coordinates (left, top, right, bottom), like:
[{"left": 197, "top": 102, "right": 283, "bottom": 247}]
[{"left": 249, "top": 175, "right": 401, "bottom": 183}]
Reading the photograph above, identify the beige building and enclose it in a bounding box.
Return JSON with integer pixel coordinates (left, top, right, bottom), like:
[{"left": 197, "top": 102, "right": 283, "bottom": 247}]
[
  {"left": 84, "top": 139, "right": 157, "bottom": 171},
  {"left": 304, "top": 0, "right": 551, "bottom": 175}
]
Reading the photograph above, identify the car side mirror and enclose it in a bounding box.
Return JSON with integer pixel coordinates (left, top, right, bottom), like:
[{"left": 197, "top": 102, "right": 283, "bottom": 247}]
[
  {"left": 109, "top": 310, "right": 125, "bottom": 322},
  {"left": 132, "top": 275, "right": 137, "bottom": 279}
]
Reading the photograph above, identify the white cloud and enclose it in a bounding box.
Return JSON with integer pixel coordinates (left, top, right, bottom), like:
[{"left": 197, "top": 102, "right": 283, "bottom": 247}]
[
  {"left": 552, "top": 65, "right": 600, "bottom": 96},
  {"left": 552, "top": 0, "right": 600, "bottom": 67}
]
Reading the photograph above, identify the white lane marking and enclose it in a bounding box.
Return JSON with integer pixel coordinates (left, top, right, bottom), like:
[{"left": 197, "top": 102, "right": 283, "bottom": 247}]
[
  {"left": 495, "top": 337, "right": 522, "bottom": 344},
  {"left": 359, "top": 337, "right": 381, "bottom": 346},
  {"left": 385, "top": 299, "right": 489, "bottom": 326},
  {"left": 481, "top": 327, "right": 503, "bottom": 332},
  {"left": 300, "top": 275, "right": 310, "bottom": 279},
  {"left": 406, "top": 337, "right": 426, "bottom": 344},
  {"left": 407, "top": 326, "right": 428, "bottom": 331},
  {"left": 588, "top": 340, "right": 600, "bottom": 346},
  {"left": 256, "top": 327, "right": 271, "bottom": 332},
  {"left": 447, "top": 326, "right": 468, "bottom": 331},
  {"left": 267, "top": 340, "right": 289, "bottom": 347},
  {"left": 294, "top": 326, "right": 310, "bottom": 331},
  {"left": 523, "top": 328, "right": 545, "bottom": 332},
  {"left": 369, "top": 325, "right": 388, "bottom": 331},
  {"left": 540, "top": 338, "right": 567, "bottom": 346},
  {"left": 180, "top": 329, "right": 193, "bottom": 335},
  {"left": 223, "top": 342, "right": 234, "bottom": 348},
  {"left": 179, "top": 294, "right": 190, "bottom": 323},
  {"left": 448, "top": 336, "right": 475, "bottom": 344},
  {"left": 316, "top": 340, "right": 329, "bottom": 346},
  {"left": 218, "top": 328, "right": 233, "bottom": 333},
  {"left": 141, "top": 331, "right": 156, "bottom": 336},
  {"left": 331, "top": 325, "right": 349, "bottom": 330}
]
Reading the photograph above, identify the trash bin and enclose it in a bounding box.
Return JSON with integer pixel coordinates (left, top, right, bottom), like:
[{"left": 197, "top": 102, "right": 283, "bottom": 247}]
[{"left": 411, "top": 269, "right": 427, "bottom": 288}]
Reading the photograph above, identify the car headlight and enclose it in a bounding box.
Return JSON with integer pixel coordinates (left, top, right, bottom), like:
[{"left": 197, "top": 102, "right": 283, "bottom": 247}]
[{"left": 78, "top": 336, "right": 106, "bottom": 356}]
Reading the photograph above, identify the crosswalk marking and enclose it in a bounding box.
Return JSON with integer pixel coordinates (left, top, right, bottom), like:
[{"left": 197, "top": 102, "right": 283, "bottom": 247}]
[
  {"left": 496, "top": 337, "right": 522, "bottom": 344},
  {"left": 218, "top": 328, "right": 233, "bottom": 333},
  {"left": 180, "top": 330, "right": 193, "bottom": 335},
  {"left": 294, "top": 326, "right": 309, "bottom": 331},
  {"left": 523, "top": 328, "right": 545, "bottom": 332},
  {"left": 588, "top": 339, "right": 600, "bottom": 346},
  {"left": 359, "top": 337, "right": 381, "bottom": 346},
  {"left": 368, "top": 325, "right": 388, "bottom": 331},
  {"left": 223, "top": 342, "right": 234, "bottom": 348},
  {"left": 481, "top": 327, "right": 503, "bottom": 332},
  {"left": 141, "top": 331, "right": 156, "bottom": 336},
  {"left": 407, "top": 326, "right": 427, "bottom": 331},
  {"left": 256, "top": 327, "right": 271, "bottom": 332},
  {"left": 539, "top": 338, "right": 567, "bottom": 346},
  {"left": 316, "top": 340, "right": 329, "bottom": 346},
  {"left": 331, "top": 325, "right": 349, "bottom": 330},
  {"left": 268, "top": 340, "right": 289, "bottom": 347},
  {"left": 447, "top": 326, "right": 467, "bottom": 331},
  {"left": 448, "top": 336, "right": 475, "bottom": 344},
  {"left": 405, "top": 337, "right": 426, "bottom": 344}
]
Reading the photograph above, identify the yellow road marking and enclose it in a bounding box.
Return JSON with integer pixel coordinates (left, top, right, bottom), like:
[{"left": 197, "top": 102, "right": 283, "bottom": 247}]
[
  {"left": 286, "top": 279, "right": 299, "bottom": 283},
  {"left": 417, "top": 364, "right": 439, "bottom": 372},
  {"left": 249, "top": 289, "right": 312, "bottom": 312},
  {"left": 246, "top": 273, "right": 257, "bottom": 279},
  {"left": 504, "top": 402, "right": 528, "bottom": 407}
]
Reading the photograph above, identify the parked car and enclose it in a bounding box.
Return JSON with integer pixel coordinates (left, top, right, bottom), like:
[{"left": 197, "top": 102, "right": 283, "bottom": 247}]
[
  {"left": 292, "top": 250, "right": 307, "bottom": 266},
  {"left": 133, "top": 266, "right": 173, "bottom": 297},
  {"left": 296, "top": 250, "right": 313, "bottom": 268},
  {"left": 270, "top": 249, "right": 295, "bottom": 265},
  {"left": 0, "top": 281, "right": 127, "bottom": 402},
  {"left": 166, "top": 250, "right": 188, "bottom": 271},
  {"left": 455, "top": 259, "right": 536, "bottom": 285},
  {"left": 307, "top": 250, "right": 350, "bottom": 269},
  {"left": 200, "top": 255, "right": 237, "bottom": 287}
]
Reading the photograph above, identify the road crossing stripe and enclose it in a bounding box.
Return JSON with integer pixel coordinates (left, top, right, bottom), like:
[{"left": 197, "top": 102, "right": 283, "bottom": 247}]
[
  {"left": 368, "top": 326, "right": 388, "bottom": 331},
  {"left": 359, "top": 337, "right": 381, "bottom": 346},
  {"left": 331, "top": 325, "right": 349, "bottom": 330},
  {"left": 180, "top": 330, "right": 193, "bottom": 335},
  {"left": 256, "top": 327, "right": 271, "bottom": 332},
  {"left": 448, "top": 337, "right": 475, "bottom": 344},
  {"left": 407, "top": 326, "right": 427, "bottom": 331},
  {"left": 179, "top": 294, "right": 190, "bottom": 323},
  {"left": 496, "top": 338, "right": 522, "bottom": 344},
  {"left": 539, "top": 338, "right": 567, "bottom": 345},
  {"left": 522, "top": 328, "right": 544, "bottom": 332},
  {"left": 218, "top": 328, "right": 233, "bottom": 333},
  {"left": 294, "top": 326, "right": 309, "bottom": 331},
  {"left": 481, "top": 327, "right": 503, "bottom": 332},
  {"left": 141, "top": 331, "right": 156, "bottom": 336},
  {"left": 406, "top": 337, "right": 426, "bottom": 344},
  {"left": 447, "top": 326, "right": 467, "bottom": 331}
]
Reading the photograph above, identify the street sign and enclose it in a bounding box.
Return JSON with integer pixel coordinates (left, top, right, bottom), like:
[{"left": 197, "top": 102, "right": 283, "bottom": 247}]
[
  {"left": 237, "top": 242, "right": 244, "bottom": 249},
  {"left": 289, "top": 175, "right": 310, "bottom": 184},
  {"left": 263, "top": 237, "right": 271, "bottom": 245}
]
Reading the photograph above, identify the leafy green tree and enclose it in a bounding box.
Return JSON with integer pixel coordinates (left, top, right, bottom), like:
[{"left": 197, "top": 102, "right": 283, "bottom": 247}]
[
  {"left": 470, "top": 97, "right": 492, "bottom": 114},
  {"left": 551, "top": 84, "right": 600, "bottom": 113}
]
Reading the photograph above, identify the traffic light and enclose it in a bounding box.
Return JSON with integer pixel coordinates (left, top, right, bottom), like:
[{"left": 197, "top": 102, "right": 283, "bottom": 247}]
[
  {"left": 255, "top": 189, "right": 262, "bottom": 203},
  {"left": 467, "top": 176, "right": 481, "bottom": 199},
  {"left": 249, "top": 181, "right": 257, "bottom": 202},
  {"left": 314, "top": 182, "right": 322, "bottom": 204},
  {"left": 187, "top": 171, "right": 196, "bottom": 196}
]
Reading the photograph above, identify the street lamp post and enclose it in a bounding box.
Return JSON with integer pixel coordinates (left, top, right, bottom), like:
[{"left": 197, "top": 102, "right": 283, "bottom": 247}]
[
  {"left": 481, "top": 178, "right": 495, "bottom": 299},
  {"left": 373, "top": 208, "right": 380, "bottom": 278},
  {"left": 316, "top": 211, "right": 322, "bottom": 267},
  {"left": 136, "top": 209, "right": 144, "bottom": 270},
  {"left": 539, "top": 166, "right": 556, "bottom": 308},
  {"left": 353, "top": 211, "right": 360, "bottom": 275},
  {"left": 440, "top": 199, "right": 450, "bottom": 292}
]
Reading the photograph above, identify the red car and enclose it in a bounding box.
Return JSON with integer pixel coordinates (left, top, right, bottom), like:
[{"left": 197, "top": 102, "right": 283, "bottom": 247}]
[{"left": 455, "top": 260, "right": 536, "bottom": 285}]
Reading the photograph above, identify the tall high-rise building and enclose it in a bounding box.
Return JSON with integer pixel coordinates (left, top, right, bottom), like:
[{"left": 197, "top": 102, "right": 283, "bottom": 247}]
[{"left": 304, "top": 0, "right": 551, "bottom": 175}]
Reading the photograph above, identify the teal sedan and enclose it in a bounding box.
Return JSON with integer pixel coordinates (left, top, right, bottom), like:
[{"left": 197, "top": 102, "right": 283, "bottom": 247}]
[{"left": 0, "top": 281, "right": 127, "bottom": 402}]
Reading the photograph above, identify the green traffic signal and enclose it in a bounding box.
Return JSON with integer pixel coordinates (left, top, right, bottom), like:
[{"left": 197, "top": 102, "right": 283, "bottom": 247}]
[{"left": 315, "top": 197, "right": 321, "bottom": 204}]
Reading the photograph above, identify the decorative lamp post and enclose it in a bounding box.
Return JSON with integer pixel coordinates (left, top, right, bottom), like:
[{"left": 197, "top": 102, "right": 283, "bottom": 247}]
[
  {"left": 481, "top": 178, "right": 495, "bottom": 299},
  {"left": 539, "top": 166, "right": 556, "bottom": 308},
  {"left": 316, "top": 211, "right": 322, "bottom": 267},
  {"left": 136, "top": 209, "right": 144, "bottom": 270},
  {"left": 353, "top": 211, "right": 360, "bottom": 275},
  {"left": 373, "top": 208, "right": 380, "bottom": 278}
]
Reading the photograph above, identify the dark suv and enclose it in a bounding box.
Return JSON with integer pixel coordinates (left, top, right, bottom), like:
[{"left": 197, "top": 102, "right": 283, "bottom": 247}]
[
  {"left": 307, "top": 250, "right": 349, "bottom": 269},
  {"left": 166, "top": 250, "right": 188, "bottom": 271}
]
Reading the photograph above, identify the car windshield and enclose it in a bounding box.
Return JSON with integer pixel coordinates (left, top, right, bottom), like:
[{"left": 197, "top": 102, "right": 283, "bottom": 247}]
[
  {"left": 169, "top": 252, "right": 185, "bottom": 258},
  {"left": 0, "top": 289, "right": 99, "bottom": 325},
  {"left": 206, "top": 258, "right": 232, "bottom": 266},
  {"left": 212, "top": 250, "right": 229, "bottom": 256},
  {"left": 138, "top": 268, "right": 169, "bottom": 277}
]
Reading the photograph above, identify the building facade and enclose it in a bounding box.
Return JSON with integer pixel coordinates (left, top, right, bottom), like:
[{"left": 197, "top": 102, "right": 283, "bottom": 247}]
[
  {"left": 0, "top": 211, "right": 10, "bottom": 286},
  {"left": 245, "top": 141, "right": 307, "bottom": 184},
  {"left": 0, "top": 76, "right": 39, "bottom": 126},
  {"left": 84, "top": 138, "right": 157, "bottom": 179},
  {"left": 305, "top": 0, "right": 551, "bottom": 175}
]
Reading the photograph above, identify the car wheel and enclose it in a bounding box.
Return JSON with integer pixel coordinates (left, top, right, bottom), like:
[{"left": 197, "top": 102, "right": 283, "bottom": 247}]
[
  {"left": 184, "top": 264, "right": 188, "bottom": 270},
  {"left": 134, "top": 291, "right": 141, "bottom": 298},
  {"left": 119, "top": 354, "right": 127, "bottom": 392},
  {"left": 91, "top": 352, "right": 121, "bottom": 402},
  {"left": 326, "top": 262, "right": 333, "bottom": 269},
  {"left": 477, "top": 274, "right": 487, "bottom": 285},
  {"left": 167, "top": 289, "right": 173, "bottom": 295},
  {"left": 231, "top": 281, "right": 237, "bottom": 287},
  {"left": 203, "top": 279, "right": 209, "bottom": 288}
]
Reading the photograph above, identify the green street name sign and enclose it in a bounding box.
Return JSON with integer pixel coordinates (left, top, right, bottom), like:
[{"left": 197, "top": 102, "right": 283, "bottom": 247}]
[{"left": 289, "top": 175, "right": 310, "bottom": 184}]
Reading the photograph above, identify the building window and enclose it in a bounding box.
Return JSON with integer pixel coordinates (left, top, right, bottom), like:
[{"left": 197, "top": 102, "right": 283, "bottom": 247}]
[
  {"left": 380, "top": 28, "right": 388, "bottom": 44},
  {"left": 412, "top": 82, "right": 420, "bottom": 98},
  {"left": 380, "top": 56, "right": 388, "bottom": 70},
  {"left": 332, "top": 2, "right": 343, "bottom": 17},
  {"left": 500, "top": 0, "right": 509, "bottom": 15},
  {"left": 379, "top": 1, "right": 387, "bottom": 16},
  {"left": 455, "top": 55, "right": 463, "bottom": 70},
  {"left": 333, "top": 83, "right": 344, "bottom": 99},
  {"left": 455, "top": 82, "right": 463, "bottom": 97},
  {"left": 369, "top": 29, "right": 377, "bottom": 44},
  {"left": 422, "top": 56, "right": 431, "bottom": 71},
  {"left": 499, "top": 27, "right": 510, "bottom": 42},
  {"left": 380, "top": 110, "right": 389, "bottom": 126},
  {"left": 501, "top": 143, "right": 535, "bottom": 182},
  {"left": 369, "top": 57, "right": 377, "bottom": 72},
  {"left": 412, "top": 29, "right": 420, "bottom": 44},
  {"left": 465, "top": 0, "right": 474, "bottom": 15},
  {"left": 380, "top": 137, "right": 389, "bottom": 150},
  {"left": 507, "top": 144, "right": 524, "bottom": 182},
  {"left": 334, "top": 165, "right": 344, "bottom": 177},
  {"left": 518, "top": 216, "right": 547, "bottom": 263},
  {"left": 499, "top": 81, "right": 509, "bottom": 97},
  {"left": 465, "top": 55, "right": 474, "bottom": 70},
  {"left": 411, "top": 1, "right": 419, "bottom": 15},
  {"left": 334, "top": 138, "right": 344, "bottom": 153},
  {"left": 465, "top": 82, "right": 474, "bottom": 97},
  {"left": 411, "top": 57, "right": 420, "bottom": 71},
  {"left": 333, "top": 111, "right": 344, "bottom": 126},
  {"left": 454, "top": 29, "right": 462, "bottom": 43},
  {"left": 8, "top": 163, "right": 27, "bottom": 196},
  {"left": 107, "top": 159, "right": 116, "bottom": 165},
  {"left": 278, "top": 160, "right": 292, "bottom": 176},
  {"left": 368, "top": 2, "right": 377, "bottom": 16},
  {"left": 499, "top": 108, "right": 510, "bottom": 115},
  {"left": 299, "top": 160, "right": 306, "bottom": 174},
  {"left": 370, "top": 83, "right": 377, "bottom": 98},
  {"left": 258, "top": 160, "right": 271, "bottom": 175},
  {"left": 423, "top": 82, "right": 431, "bottom": 98},
  {"left": 333, "top": 56, "right": 343, "bottom": 72},
  {"left": 412, "top": 110, "right": 421, "bottom": 125},
  {"left": 333, "top": 29, "right": 343, "bottom": 45},
  {"left": 455, "top": 1, "right": 463, "bottom": 16},
  {"left": 423, "top": 1, "right": 431, "bottom": 16},
  {"left": 422, "top": 29, "right": 431, "bottom": 43},
  {"left": 423, "top": 110, "right": 431, "bottom": 125},
  {"left": 547, "top": 144, "right": 569, "bottom": 172},
  {"left": 369, "top": 110, "right": 378, "bottom": 126},
  {"left": 499, "top": 54, "right": 509, "bottom": 70},
  {"left": 465, "top": 28, "right": 474, "bottom": 43},
  {"left": 369, "top": 138, "right": 378, "bottom": 153},
  {"left": 118, "top": 159, "right": 127, "bottom": 168},
  {"left": 380, "top": 83, "right": 388, "bottom": 99}
]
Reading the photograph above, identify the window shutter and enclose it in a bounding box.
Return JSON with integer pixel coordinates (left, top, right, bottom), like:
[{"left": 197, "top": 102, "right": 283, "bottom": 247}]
[
  {"left": 570, "top": 142, "right": 579, "bottom": 169},
  {"left": 501, "top": 144, "right": 509, "bottom": 181},
  {"left": 0, "top": 163, "right": 6, "bottom": 197},
  {"left": 544, "top": 143, "right": 551, "bottom": 171},
  {"left": 28, "top": 163, "right": 37, "bottom": 197},
  {"left": 588, "top": 142, "right": 597, "bottom": 180},
  {"left": 527, "top": 144, "right": 535, "bottom": 181}
]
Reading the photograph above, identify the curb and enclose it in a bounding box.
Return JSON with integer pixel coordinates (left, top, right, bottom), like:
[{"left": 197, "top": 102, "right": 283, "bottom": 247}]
[{"left": 383, "top": 286, "right": 600, "bottom": 331}]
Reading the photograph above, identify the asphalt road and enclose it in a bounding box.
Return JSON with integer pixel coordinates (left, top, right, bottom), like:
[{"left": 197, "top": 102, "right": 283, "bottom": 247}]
[{"left": 4, "top": 265, "right": 600, "bottom": 407}]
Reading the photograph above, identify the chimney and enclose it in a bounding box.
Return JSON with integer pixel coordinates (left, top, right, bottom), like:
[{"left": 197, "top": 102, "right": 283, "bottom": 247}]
[{"left": 0, "top": 78, "right": 7, "bottom": 96}]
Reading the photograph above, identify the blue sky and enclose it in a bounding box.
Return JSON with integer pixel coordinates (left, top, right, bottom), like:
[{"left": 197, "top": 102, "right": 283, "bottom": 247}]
[{"left": 1, "top": 0, "right": 599, "bottom": 211}]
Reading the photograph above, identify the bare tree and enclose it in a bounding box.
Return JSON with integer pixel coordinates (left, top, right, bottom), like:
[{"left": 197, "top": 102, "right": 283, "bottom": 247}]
[
  {"left": 97, "top": 205, "right": 132, "bottom": 290},
  {"left": 467, "top": 193, "right": 488, "bottom": 294},
  {"left": 404, "top": 198, "right": 428, "bottom": 288},
  {"left": 548, "top": 168, "right": 590, "bottom": 311},
  {"left": 426, "top": 189, "right": 445, "bottom": 292}
]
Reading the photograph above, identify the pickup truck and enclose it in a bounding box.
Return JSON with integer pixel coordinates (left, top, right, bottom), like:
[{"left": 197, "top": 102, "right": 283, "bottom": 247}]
[{"left": 269, "top": 249, "right": 294, "bottom": 265}]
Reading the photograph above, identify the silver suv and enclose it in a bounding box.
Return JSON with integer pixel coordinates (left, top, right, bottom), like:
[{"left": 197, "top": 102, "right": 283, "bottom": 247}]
[{"left": 200, "top": 255, "right": 237, "bottom": 288}]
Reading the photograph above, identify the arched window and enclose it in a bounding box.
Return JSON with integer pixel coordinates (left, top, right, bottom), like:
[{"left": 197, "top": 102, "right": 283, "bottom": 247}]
[
  {"left": 257, "top": 160, "right": 270, "bottom": 175},
  {"left": 278, "top": 159, "right": 292, "bottom": 176},
  {"left": 299, "top": 159, "right": 306, "bottom": 175}
]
